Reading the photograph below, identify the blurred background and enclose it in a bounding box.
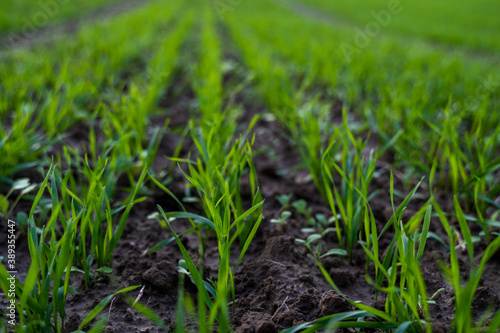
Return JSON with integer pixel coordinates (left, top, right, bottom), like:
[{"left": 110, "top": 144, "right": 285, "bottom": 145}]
[{"left": 1, "top": 0, "right": 499, "bottom": 53}]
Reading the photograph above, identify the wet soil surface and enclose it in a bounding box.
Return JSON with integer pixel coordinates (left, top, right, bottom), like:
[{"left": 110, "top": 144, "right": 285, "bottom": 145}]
[{"left": 1, "top": 29, "right": 500, "bottom": 333}]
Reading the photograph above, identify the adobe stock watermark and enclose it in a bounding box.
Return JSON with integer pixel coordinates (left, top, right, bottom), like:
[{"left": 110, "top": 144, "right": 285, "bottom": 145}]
[
  {"left": 6, "top": 0, "right": 74, "bottom": 48},
  {"left": 136, "top": 66, "right": 170, "bottom": 93},
  {"left": 212, "top": 0, "right": 243, "bottom": 20},
  {"left": 340, "top": 0, "right": 406, "bottom": 63},
  {"left": 4, "top": 219, "right": 17, "bottom": 328},
  {"left": 463, "top": 75, "right": 499, "bottom": 111}
]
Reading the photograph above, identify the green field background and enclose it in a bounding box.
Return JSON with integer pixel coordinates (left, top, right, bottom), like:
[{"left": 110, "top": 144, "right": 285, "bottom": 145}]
[
  {"left": 0, "top": 0, "right": 121, "bottom": 33},
  {"left": 299, "top": 0, "right": 500, "bottom": 52}
]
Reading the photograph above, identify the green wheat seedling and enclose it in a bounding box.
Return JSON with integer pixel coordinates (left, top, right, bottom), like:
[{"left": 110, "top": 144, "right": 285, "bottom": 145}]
[
  {"left": 460, "top": 127, "right": 500, "bottom": 241},
  {"left": 426, "top": 102, "right": 482, "bottom": 195},
  {"left": 71, "top": 161, "right": 148, "bottom": 288},
  {"left": 366, "top": 173, "right": 427, "bottom": 294},
  {"left": 424, "top": 97, "right": 499, "bottom": 211},
  {"left": 270, "top": 179, "right": 434, "bottom": 332},
  {"left": 176, "top": 127, "right": 264, "bottom": 251},
  {"left": 171, "top": 267, "right": 222, "bottom": 333},
  {"left": 301, "top": 199, "right": 434, "bottom": 332},
  {"left": 307, "top": 179, "right": 434, "bottom": 332},
  {"left": 225, "top": 20, "right": 296, "bottom": 126},
  {"left": 433, "top": 197, "right": 500, "bottom": 332},
  {"left": 427, "top": 129, "right": 500, "bottom": 245},
  {"left": 0, "top": 164, "right": 140, "bottom": 332},
  {"left": 282, "top": 310, "right": 397, "bottom": 333},
  {"left": 104, "top": 12, "right": 193, "bottom": 168},
  {"left": 146, "top": 172, "right": 208, "bottom": 257},
  {"left": 373, "top": 91, "right": 500, "bottom": 213},
  {"left": 359, "top": 207, "right": 435, "bottom": 333},
  {"left": 193, "top": 7, "right": 223, "bottom": 129},
  {"left": 0, "top": 209, "right": 79, "bottom": 332},
  {"left": 157, "top": 115, "right": 264, "bottom": 330},
  {"left": 157, "top": 192, "right": 263, "bottom": 332},
  {"left": 294, "top": 101, "right": 334, "bottom": 200},
  {"left": 74, "top": 285, "right": 140, "bottom": 332},
  {"left": 45, "top": 151, "right": 148, "bottom": 288},
  {"left": 0, "top": 103, "right": 46, "bottom": 180},
  {"left": 185, "top": 118, "right": 262, "bottom": 248},
  {"left": 0, "top": 163, "right": 76, "bottom": 333},
  {"left": 321, "top": 110, "right": 378, "bottom": 264},
  {"left": 65, "top": 122, "right": 160, "bottom": 198},
  {"left": 191, "top": 5, "right": 251, "bottom": 172}
]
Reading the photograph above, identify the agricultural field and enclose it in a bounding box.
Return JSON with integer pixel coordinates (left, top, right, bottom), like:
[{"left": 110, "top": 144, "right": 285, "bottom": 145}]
[{"left": 0, "top": 0, "right": 500, "bottom": 331}]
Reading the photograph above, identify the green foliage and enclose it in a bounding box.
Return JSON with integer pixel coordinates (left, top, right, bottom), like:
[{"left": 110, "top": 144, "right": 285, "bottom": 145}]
[
  {"left": 0, "top": 163, "right": 141, "bottom": 332},
  {"left": 321, "top": 110, "right": 378, "bottom": 263},
  {"left": 2, "top": 0, "right": 500, "bottom": 331},
  {"left": 433, "top": 198, "right": 500, "bottom": 332}
]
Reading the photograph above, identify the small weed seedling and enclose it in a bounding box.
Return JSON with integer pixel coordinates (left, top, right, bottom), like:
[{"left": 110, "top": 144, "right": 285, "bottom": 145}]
[{"left": 271, "top": 210, "right": 292, "bottom": 230}]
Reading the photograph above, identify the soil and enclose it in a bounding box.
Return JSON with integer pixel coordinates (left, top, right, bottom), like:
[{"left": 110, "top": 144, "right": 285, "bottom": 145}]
[{"left": 1, "top": 8, "right": 500, "bottom": 333}]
